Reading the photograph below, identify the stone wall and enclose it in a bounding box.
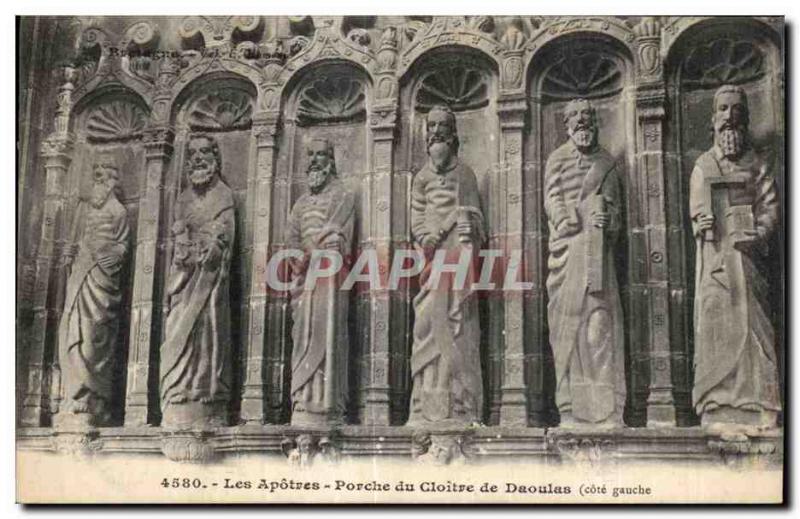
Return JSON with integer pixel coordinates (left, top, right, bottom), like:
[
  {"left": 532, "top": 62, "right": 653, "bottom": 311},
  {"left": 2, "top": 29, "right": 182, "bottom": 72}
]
[{"left": 16, "top": 15, "right": 784, "bottom": 463}]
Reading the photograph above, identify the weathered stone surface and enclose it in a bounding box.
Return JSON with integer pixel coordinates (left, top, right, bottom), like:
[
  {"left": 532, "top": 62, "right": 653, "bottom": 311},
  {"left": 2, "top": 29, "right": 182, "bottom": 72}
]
[
  {"left": 286, "top": 139, "right": 355, "bottom": 426},
  {"left": 543, "top": 99, "right": 625, "bottom": 428},
  {"left": 689, "top": 85, "right": 781, "bottom": 436},
  {"left": 16, "top": 16, "right": 784, "bottom": 480},
  {"left": 159, "top": 135, "right": 235, "bottom": 429}
]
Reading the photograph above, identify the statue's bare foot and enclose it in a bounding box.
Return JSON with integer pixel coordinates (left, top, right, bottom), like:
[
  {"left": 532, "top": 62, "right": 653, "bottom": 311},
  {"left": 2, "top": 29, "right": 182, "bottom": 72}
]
[
  {"left": 706, "top": 422, "right": 748, "bottom": 441},
  {"left": 71, "top": 400, "right": 89, "bottom": 413},
  {"left": 170, "top": 394, "right": 187, "bottom": 404},
  {"left": 70, "top": 394, "right": 90, "bottom": 413},
  {"left": 200, "top": 396, "right": 214, "bottom": 404}
]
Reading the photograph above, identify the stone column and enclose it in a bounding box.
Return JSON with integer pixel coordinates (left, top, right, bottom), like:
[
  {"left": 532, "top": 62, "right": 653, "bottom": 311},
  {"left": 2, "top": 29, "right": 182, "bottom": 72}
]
[
  {"left": 240, "top": 113, "right": 280, "bottom": 424},
  {"left": 20, "top": 66, "right": 75, "bottom": 427},
  {"left": 124, "top": 126, "right": 174, "bottom": 426},
  {"left": 633, "top": 17, "right": 677, "bottom": 427},
  {"left": 496, "top": 93, "right": 529, "bottom": 427},
  {"left": 360, "top": 98, "right": 398, "bottom": 425},
  {"left": 21, "top": 135, "right": 74, "bottom": 427}
]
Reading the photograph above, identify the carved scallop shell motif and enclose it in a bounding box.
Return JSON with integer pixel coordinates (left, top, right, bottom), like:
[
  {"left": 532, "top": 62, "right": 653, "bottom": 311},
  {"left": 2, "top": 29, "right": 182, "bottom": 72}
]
[
  {"left": 86, "top": 101, "right": 147, "bottom": 142},
  {"left": 296, "top": 77, "right": 366, "bottom": 126},
  {"left": 415, "top": 66, "right": 489, "bottom": 112},
  {"left": 541, "top": 48, "right": 623, "bottom": 100},
  {"left": 187, "top": 89, "right": 254, "bottom": 131},
  {"left": 682, "top": 39, "right": 764, "bottom": 89}
]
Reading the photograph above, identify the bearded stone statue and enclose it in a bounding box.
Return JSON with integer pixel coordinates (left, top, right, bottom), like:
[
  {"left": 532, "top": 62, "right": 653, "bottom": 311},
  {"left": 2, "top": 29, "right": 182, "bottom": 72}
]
[
  {"left": 689, "top": 85, "right": 781, "bottom": 436},
  {"left": 407, "top": 105, "right": 486, "bottom": 426},
  {"left": 55, "top": 156, "right": 130, "bottom": 427},
  {"left": 159, "top": 134, "right": 235, "bottom": 429},
  {"left": 544, "top": 98, "right": 626, "bottom": 428},
  {"left": 286, "top": 138, "right": 355, "bottom": 426}
]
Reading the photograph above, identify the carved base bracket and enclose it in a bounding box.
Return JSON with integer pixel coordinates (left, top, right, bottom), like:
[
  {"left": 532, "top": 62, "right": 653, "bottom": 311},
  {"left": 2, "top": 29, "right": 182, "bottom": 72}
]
[
  {"left": 160, "top": 430, "right": 218, "bottom": 463},
  {"left": 17, "top": 425, "right": 783, "bottom": 468}
]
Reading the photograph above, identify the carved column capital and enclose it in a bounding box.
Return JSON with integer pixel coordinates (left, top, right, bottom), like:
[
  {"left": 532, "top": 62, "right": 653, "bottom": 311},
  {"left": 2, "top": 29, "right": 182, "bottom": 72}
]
[
  {"left": 142, "top": 126, "right": 175, "bottom": 158},
  {"left": 635, "top": 84, "right": 667, "bottom": 121},
  {"left": 369, "top": 102, "right": 398, "bottom": 139},
  {"left": 252, "top": 114, "right": 281, "bottom": 147},
  {"left": 40, "top": 135, "right": 75, "bottom": 160},
  {"left": 497, "top": 94, "right": 527, "bottom": 130}
]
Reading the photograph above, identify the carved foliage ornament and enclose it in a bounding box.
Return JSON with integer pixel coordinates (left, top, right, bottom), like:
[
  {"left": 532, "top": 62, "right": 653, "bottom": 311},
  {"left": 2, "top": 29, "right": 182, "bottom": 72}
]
[
  {"left": 179, "top": 16, "right": 262, "bottom": 49},
  {"left": 296, "top": 76, "right": 366, "bottom": 126},
  {"left": 86, "top": 100, "right": 147, "bottom": 143},
  {"left": 187, "top": 89, "right": 254, "bottom": 131},
  {"left": 415, "top": 64, "right": 489, "bottom": 112},
  {"left": 682, "top": 38, "right": 764, "bottom": 89},
  {"left": 541, "top": 46, "right": 624, "bottom": 100}
]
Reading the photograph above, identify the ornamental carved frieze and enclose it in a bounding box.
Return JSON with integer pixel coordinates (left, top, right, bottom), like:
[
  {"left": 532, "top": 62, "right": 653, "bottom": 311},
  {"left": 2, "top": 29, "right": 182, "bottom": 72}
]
[{"left": 178, "top": 16, "right": 262, "bottom": 50}]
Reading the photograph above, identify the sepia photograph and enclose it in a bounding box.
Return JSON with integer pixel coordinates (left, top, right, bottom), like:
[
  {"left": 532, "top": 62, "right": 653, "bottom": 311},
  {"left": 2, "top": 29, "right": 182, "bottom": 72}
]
[{"left": 14, "top": 12, "right": 786, "bottom": 505}]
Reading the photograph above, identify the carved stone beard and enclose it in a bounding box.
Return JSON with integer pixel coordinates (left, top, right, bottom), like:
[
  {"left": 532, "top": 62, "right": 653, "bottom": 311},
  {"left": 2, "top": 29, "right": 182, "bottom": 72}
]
[
  {"left": 715, "top": 124, "right": 747, "bottom": 160},
  {"left": 91, "top": 180, "right": 113, "bottom": 209},
  {"left": 189, "top": 159, "right": 218, "bottom": 195},
  {"left": 307, "top": 161, "right": 334, "bottom": 193},
  {"left": 427, "top": 135, "right": 457, "bottom": 172},
  {"left": 568, "top": 124, "right": 597, "bottom": 152}
]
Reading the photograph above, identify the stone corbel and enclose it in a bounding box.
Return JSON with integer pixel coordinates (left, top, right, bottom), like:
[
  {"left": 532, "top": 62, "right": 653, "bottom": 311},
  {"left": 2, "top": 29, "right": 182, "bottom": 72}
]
[
  {"left": 411, "top": 430, "right": 475, "bottom": 465},
  {"left": 281, "top": 433, "right": 341, "bottom": 467}
]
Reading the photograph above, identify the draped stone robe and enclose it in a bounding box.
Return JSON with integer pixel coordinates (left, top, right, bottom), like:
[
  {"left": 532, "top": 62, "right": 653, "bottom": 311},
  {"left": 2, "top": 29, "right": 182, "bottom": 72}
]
[
  {"left": 58, "top": 196, "right": 130, "bottom": 424},
  {"left": 689, "top": 146, "right": 781, "bottom": 427},
  {"left": 286, "top": 178, "right": 355, "bottom": 426},
  {"left": 408, "top": 159, "right": 486, "bottom": 426},
  {"left": 544, "top": 141, "right": 625, "bottom": 425},
  {"left": 160, "top": 178, "right": 235, "bottom": 428}
]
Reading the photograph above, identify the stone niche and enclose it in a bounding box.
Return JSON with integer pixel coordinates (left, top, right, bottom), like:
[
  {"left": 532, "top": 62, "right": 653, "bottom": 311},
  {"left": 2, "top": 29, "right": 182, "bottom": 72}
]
[
  {"left": 396, "top": 46, "right": 501, "bottom": 425},
  {"left": 16, "top": 15, "right": 784, "bottom": 465},
  {"left": 525, "top": 34, "right": 636, "bottom": 426},
  {"left": 662, "top": 18, "right": 785, "bottom": 426},
  {"left": 49, "top": 90, "right": 151, "bottom": 426},
  {"left": 167, "top": 74, "right": 256, "bottom": 425}
]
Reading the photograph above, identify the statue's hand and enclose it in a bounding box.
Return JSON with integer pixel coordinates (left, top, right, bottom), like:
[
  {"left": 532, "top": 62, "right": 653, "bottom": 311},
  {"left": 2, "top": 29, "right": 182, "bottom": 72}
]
[
  {"left": 695, "top": 213, "right": 715, "bottom": 233},
  {"left": 456, "top": 220, "right": 473, "bottom": 238},
  {"left": 732, "top": 229, "right": 760, "bottom": 252},
  {"left": 590, "top": 211, "right": 610, "bottom": 229},
  {"left": 201, "top": 243, "right": 223, "bottom": 271},
  {"left": 322, "top": 233, "right": 344, "bottom": 251},
  {"left": 63, "top": 247, "right": 77, "bottom": 268},
  {"left": 97, "top": 253, "right": 121, "bottom": 270},
  {"left": 420, "top": 234, "right": 439, "bottom": 249},
  {"left": 556, "top": 218, "right": 580, "bottom": 238}
]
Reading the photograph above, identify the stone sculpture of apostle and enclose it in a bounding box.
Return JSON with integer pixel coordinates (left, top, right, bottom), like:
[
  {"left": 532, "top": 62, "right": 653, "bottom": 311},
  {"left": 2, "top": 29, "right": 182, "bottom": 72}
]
[
  {"left": 407, "top": 105, "right": 486, "bottom": 426},
  {"left": 689, "top": 85, "right": 781, "bottom": 435},
  {"left": 544, "top": 98, "right": 625, "bottom": 428},
  {"left": 160, "top": 134, "right": 235, "bottom": 429},
  {"left": 56, "top": 156, "right": 130, "bottom": 427},
  {"left": 286, "top": 138, "right": 355, "bottom": 426}
]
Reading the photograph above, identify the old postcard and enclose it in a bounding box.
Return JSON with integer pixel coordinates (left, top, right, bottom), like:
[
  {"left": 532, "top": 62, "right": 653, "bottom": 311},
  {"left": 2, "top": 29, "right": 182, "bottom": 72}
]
[{"left": 16, "top": 15, "right": 785, "bottom": 504}]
